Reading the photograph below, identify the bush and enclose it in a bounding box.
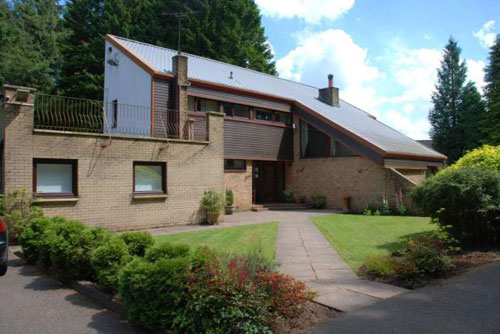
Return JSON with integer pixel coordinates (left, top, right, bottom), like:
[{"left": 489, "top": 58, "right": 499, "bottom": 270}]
[
  {"left": 45, "top": 219, "right": 111, "bottom": 280},
  {"left": 119, "top": 231, "right": 154, "bottom": 257},
  {"left": 201, "top": 190, "right": 222, "bottom": 213},
  {"left": 119, "top": 257, "right": 190, "bottom": 330},
  {"left": 282, "top": 189, "right": 294, "bottom": 203},
  {"left": 225, "top": 188, "right": 234, "bottom": 206},
  {"left": 363, "top": 255, "right": 397, "bottom": 276},
  {"left": 411, "top": 167, "right": 500, "bottom": 248},
  {"left": 91, "top": 236, "right": 131, "bottom": 293},
  {"left": 448, "top": 145, "right": 500, "bottom": 173},
  {"left": 402, "top": 234, "right": 454, "bottom": 276},
  {"left": 145, "top": 243, "right": 190, "bottom": 262},
  {"left": 311, "top": 195, "right": 327, "bottom": 209},
  {"left": 0, "top": 189, "right": 43, "bottom": 241},
  {"left": 18, "top": 216, "right": 53, "bottom": 264}
]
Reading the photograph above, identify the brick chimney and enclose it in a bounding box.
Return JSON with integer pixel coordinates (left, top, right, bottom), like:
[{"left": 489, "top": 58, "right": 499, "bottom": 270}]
[{"left": 319, "top": 74, "right": 339, "bottom": 106}]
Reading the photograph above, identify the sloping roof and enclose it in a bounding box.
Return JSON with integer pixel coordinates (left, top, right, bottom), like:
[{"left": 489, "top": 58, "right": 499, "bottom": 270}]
[{"left": 107, "top": 35, "right": 446, "bottom": 161}]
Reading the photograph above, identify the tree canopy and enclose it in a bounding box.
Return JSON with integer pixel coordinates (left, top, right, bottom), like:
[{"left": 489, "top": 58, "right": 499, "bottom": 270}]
[{"left": 482, "top": 35, "right": 500, "bottom": 144}]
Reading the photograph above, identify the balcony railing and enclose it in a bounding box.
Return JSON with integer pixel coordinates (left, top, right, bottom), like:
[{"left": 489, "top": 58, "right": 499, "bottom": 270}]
[{"left": 33, "top": 94, "right": 207, "bottom": 141}]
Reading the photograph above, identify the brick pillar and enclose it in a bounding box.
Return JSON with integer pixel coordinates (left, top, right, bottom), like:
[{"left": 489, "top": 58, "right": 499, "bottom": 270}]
[
  {"left": 207, "top": 111, "right": 225, "bottom": 195},
  {"left": 172, "top": 54, "right": 189, "bottom": 139},
  {"left": 0, "top": 85, "right": 37, "bottom": 194}
]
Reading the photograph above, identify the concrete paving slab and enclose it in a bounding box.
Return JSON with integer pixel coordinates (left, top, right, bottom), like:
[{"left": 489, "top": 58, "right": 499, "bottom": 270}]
[{"left": 314, "top": 289, "right": 381, "bottom": 312}]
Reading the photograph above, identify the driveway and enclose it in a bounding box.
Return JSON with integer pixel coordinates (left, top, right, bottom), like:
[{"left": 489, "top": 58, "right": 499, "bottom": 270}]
[
  {"left": 0, "top": 249, "right": 141, "bottom": 334},
  {"left": 314, "top": 261, "right": 500, "bottom": 334}
]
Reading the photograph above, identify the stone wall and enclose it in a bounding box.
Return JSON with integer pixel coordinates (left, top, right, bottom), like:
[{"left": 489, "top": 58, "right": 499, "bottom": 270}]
[
  {"left": 224, "top": 160, "right": 253, "bottom": 211},
  {"left": 1, "top": 85, "right": 224, "bottom": 231}
]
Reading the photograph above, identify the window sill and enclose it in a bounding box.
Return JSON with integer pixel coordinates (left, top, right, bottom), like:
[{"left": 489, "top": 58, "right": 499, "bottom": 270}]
[
  {"left": 132, "top": 194, "right": 168, "bottom": 200},
  {"left": 34, "top": 197, "right": 79, "bottom": 203},
  {"left": 224, "top": 169, "right": 247, "bottom": 173}
]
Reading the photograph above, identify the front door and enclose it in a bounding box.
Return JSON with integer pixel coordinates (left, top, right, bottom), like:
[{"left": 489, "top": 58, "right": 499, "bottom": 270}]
[{"left": 253, "top": 161, "right": 285, "bottom": 203}]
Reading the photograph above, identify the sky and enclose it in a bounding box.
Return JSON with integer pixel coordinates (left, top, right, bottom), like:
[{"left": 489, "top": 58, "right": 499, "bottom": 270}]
[{"left": 255, "top": 0, "right": 499, "bottom": 139}]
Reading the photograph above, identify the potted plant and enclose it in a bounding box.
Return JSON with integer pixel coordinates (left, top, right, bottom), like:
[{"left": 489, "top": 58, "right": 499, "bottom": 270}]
[
  {"left": 201, "top": 190, "right": 222, "bottom": 225},
  {"left": 225, "top": 189, "right": 235, "bottom": 215},
  {"left": 295, "top": 195, "right": 305, "bottom": 204},
  {"left": 282, "top": 189, "right": 294, "bottom": 203}
]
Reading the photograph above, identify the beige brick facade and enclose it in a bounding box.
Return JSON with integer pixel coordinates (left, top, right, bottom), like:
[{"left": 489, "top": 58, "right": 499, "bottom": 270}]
[
  {"left": 286, "top": 116, "right": 416, "bottom": 212},
  {"left": 224, "top": 160, "right": 253, "bottom": 211},
  {"left": 1, "top": 86, "right": 224, "bottom": 231}
]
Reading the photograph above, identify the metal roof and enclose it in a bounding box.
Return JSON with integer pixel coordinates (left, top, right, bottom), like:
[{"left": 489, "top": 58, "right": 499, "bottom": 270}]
[{"left": 112, "top": 36, "right": 445, "bottom": 160}]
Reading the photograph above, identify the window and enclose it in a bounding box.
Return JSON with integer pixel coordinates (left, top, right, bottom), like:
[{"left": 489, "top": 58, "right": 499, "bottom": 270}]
[
  {"left": 234, "top": 104, "right": 249, "bottom": 118},
  {"left": 188, "top": 96, "right": 218, "bottom": 113},
  {"left": 133, "top": 162, "right": 166, "bottom": 194},
  {"left": 222, "top": 102, "right": 233, "bottom": 116},
  {"left": 275, "top": 112, "right": 291, "bottom": 125},
  {"left": 224, "top": 159, "right": 246, "bottom": 170},
  {"left": 255, "top": 108, "right": 273, "bottom": 121},
  {"left": 33, "top": 159, "right": 77, "bottom": 196},
  {"left": 112, "top": 99, "right": 118, "bottom": 128},
  {"left": 300, "top": 121, "right": 334, "bottom": 158}
]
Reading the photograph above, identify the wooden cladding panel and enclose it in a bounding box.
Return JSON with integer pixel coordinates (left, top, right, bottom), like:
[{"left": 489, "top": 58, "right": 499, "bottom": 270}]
[
  {"left": 153, "top": 79, "right": 171, "bottom": 138},
  {"left": 224, "top": 120, "right": 293, "bottom": 160}
]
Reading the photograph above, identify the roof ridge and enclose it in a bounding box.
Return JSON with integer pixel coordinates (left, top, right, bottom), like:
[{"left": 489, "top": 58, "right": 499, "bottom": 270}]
[{"left": 112, "top": 35, "right": 321, "bottom": 91}]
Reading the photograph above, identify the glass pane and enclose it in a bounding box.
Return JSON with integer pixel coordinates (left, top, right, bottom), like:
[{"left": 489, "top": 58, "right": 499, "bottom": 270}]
[
  {"left": 234, "top": 104, "right": 248, "bottom": 118},
  {"left": 224, "top": 159, "right": 246, "bottom": 169},
  {"left": 222, "top": 102, "right": 233, "bottom": 116},
  {"left": 275, "top": 112, "right": 291, "bottom": 125},
  {"left": 187, "top": 96, "right": 195, "bottom": 112},
  {"left": 36, "top": 163, "right": 73, "bottom": 193},
  {"left": 255, "top": 109, "right": 272, "bottom": 121},
  {"left": 199, "top": 99, "right": 218, "bottom": 112},
  {"left": 135, "top": 165, "right": 163, "bottom": 192}
]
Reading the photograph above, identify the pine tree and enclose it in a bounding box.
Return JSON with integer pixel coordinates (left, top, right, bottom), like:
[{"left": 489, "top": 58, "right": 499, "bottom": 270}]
[
  {"left": 460, "top": 82, "right": 486, "bottom": 151},
  {"left": 482, "top": 34, "right": 500, "bottom": 144}
]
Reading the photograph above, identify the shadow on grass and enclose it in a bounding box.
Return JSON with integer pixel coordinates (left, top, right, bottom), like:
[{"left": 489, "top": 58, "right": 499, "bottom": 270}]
[{"left": 375, "top": 231, "right": 436, "bottom": 253}]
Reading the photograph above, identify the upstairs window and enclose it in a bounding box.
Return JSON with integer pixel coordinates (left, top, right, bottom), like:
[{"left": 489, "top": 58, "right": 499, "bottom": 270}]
[
  {"left": 275, "top": 112, "right": 291, "bottom": 125},
  {"left": 301, "top": 121, "right": 334, "bottom": 158},
  {"left": 133, "top": 162, "right": 166, "bottom": 194},
  {"left": 33, "top": 159, "right": 78, "bottom": 196},
  {"left": 188, "top": 96, "right": 218, "bottom": 113},
  {"left": 112, "top": 99, "right": 118, "bottom": 128},
  {"left": 255, "top": 108, "right": 273, "bottom": 121},
  {"left": 222, "top": 102, "right": 233, "bottom": 116},
  {"left": 234, "top": 104, "right": 249, "bottom": 118},
  {"left": 224, "top": 159, "right": 246, "bottom": 170}
]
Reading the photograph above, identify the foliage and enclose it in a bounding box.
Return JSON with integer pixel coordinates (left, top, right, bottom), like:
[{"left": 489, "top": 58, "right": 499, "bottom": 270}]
[
  {"left": 282, "top": 189, "right": 294, "bottom": 203},
  {"left": 44, "top": 218, "right": 112, "bottom": 280},
  {"left": 200, "top": 190, "right": 222, "bottom": 213},
  {"left": 402, "top": 233, "right": 454, "bottom": 276},
  {"left": 311, "top": 195, "right": 327, "bottom": 209},
  {"left": 363, "top": 255, "right": 396, "bottom": 276},
  {"left": 429, "top": 37, "right": 486, "bottom": 163},
  {"left": 91, "top": 235, "right": 131, "bottom": 292},
  {"left": 225, "top": 188, "right": 234, "bottom": 207},
  {"left": 119, "top": 257, "right": 190, "bottom": 330},
  {"left": 447, "top": 144, "right": 500, "bottom": 173},
  {"left": 482, "top": 35, "right": 500, "bottom": 144},
  {"left": 119, "top": 231, "right": 154, "bottom": 257},
  {"left": 0, "top": 189, "right": 44, "bottom": 241},
  {"left": 411, "top": 167, "right": 500, "bottom": 248},
  {"left": 145, "top": 243, "right": 190, "bottom": 262},
  {"left": 396, "top": 203, "right": 408, "bottom": 216},
  {"left": 18, "top": 216, "right": 53, "bottom": 263}
]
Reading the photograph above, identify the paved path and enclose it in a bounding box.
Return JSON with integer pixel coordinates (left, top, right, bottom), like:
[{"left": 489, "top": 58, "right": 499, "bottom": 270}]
[
  {"left": 0, "top": 249, "right": 141, "bottom": 334},
  {"left": 150, "top": 210, "right": 407, "bottom": 311},
  {"left": 314, "top": 261, "right": 500, "bottom": 334}
]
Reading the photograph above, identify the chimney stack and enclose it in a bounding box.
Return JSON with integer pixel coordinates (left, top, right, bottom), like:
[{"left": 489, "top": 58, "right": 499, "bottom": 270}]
[{"left": 319, "top": 74, "right": 339, "bottom": 106}]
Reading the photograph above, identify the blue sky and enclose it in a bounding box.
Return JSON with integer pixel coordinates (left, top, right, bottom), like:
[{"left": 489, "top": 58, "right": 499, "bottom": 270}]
[{"left": 255, "top": 0, "right": 499, "bottom": 139}]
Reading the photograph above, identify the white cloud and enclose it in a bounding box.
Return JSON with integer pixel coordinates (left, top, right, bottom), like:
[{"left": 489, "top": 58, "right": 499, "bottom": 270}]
[
  {"left": 466, "top": 59, "right": 486, "bottom": 93},
  {"left": 473, "top": 20, "right": 496, "bottom": 48},
  {"left": 276, "top": 29, "right": 381, "bottom": 111},
  {"left": 424, "top": 33, "right": 432, "bottom": 40},
  {"left": 255, "top": 0, "right": 355, "bottom": 24},
  {"left": 381, "top": 109, "right": 431, "bottom": 139}
]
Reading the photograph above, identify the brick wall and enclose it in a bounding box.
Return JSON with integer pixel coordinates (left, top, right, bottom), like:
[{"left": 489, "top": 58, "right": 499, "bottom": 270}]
[
  {"left": 1, "top": 85, "right": 224, "bottom": 231},
  {"left": 288, "top": 116, "right": 415, "bottom": 212},
  {"left": 224, "top": 160, "right": 253, "bottom": 211}
]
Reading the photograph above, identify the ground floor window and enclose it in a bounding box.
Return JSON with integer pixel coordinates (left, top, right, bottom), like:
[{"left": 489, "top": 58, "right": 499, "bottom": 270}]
[
  {"left": 33, "top": 159, "right": 77, "bottom": 196},
  {"left": 133, "top": 161, "right": 166, "bottom": 193},
  {"left": 224, "top": 159, "right": 246, "bottom": 170}
]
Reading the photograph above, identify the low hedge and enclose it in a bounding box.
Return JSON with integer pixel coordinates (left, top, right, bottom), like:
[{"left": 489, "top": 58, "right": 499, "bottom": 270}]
[
  {"left": 119, "top": 231, "right": 154, "bottom": 257},
  {"left": 18, "top": 216, "right": 53, "bottom": 264},
  {"left": 145, "top": 243, "right": 190, "bottom": 262}
]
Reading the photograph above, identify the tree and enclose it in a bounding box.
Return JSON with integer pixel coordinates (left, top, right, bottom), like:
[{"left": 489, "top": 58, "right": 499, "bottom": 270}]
[
  {"left": 429, "top": 37, "right": 485, "bottom": 163},
  {"left": 0, "top": 0, "right": 64, "bottom": 92},
  {"left": 482, "top": 34, "right": 500, "bottom": 144}
]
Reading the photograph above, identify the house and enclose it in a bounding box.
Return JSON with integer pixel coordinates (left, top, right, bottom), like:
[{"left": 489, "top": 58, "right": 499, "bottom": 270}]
[{"left": 0, "top": 35, "right": 446, "bottom": 230}]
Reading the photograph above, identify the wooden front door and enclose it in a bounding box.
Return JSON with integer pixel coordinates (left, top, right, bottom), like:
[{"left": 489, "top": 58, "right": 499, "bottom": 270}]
[{"left": 253, "top": 161, "right": 285, "bottom": 203}]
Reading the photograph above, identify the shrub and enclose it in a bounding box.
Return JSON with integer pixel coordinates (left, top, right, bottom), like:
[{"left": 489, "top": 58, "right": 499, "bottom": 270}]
[
  {"left": 145, "top": 243, "right": 190, "bottom": 262},
  {"left": 200, "top": 190, "right": 222, "bottom": 213},
  {"left": 393, "top": 260, "right": 419, "bottom": 279},
  {"left": 225, "top": 188, "right": 234, "bottom": 206},
  {"left": 362, "top": 255, "right": 397, "bottom": 276},
  {"left": 411, "top": 167, "right": 500, "bottom": 248},
  {"left": 119, "top": 257, "right": 190, "bottom": 330},
  {"left": 396, "top": 203, "right": 407, "bottom": 216},
  {"left": 282, "top": 189, "right": 294, "bottom": 203},
  {"left": 119, "top": 231, "right": 154, "bottom": 257},
  {"left": 177, "top": 257, "right": 272, "bottom": 334},
  {"left": 0, "top": 189, "right": 43, "bottom": 241},
  {"left": 402, "top": 234, "right": 454, "bottom": 276},
  {"left": 448, "top": 145, "right": 500, "bottom": 174},
  {"left": 45, "top": 219, "right": 111, "bottom": 280},
  {"left": 91, "top": 236, "right": 131, "bottom": 293},
  {"left": 311, "top": 195, "right": 327, "bottom": 209},
  {"left": 18, "top": 216, "right": 53, "bottom": 264}
]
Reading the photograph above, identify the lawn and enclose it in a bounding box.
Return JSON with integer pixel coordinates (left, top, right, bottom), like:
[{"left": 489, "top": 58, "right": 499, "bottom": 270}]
[
  {"left": 154, "top": 222, "right": 279, "bottom": 260},
  {"left": 313, "top": 215, "right": 437, "bottom": 271}
]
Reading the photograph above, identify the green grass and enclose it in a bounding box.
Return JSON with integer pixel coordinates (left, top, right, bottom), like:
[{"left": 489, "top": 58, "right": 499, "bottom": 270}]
[
  {"left": 313, "top": 215, "right": 437, "bottom": 270},
  {"left": 154, "top": 222, "right": 279, "bottom": 260}
]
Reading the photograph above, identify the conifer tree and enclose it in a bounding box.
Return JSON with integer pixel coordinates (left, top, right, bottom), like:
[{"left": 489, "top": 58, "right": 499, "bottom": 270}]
[{"left": 482, "top": 35, "right": 500, "bottom": 144}]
